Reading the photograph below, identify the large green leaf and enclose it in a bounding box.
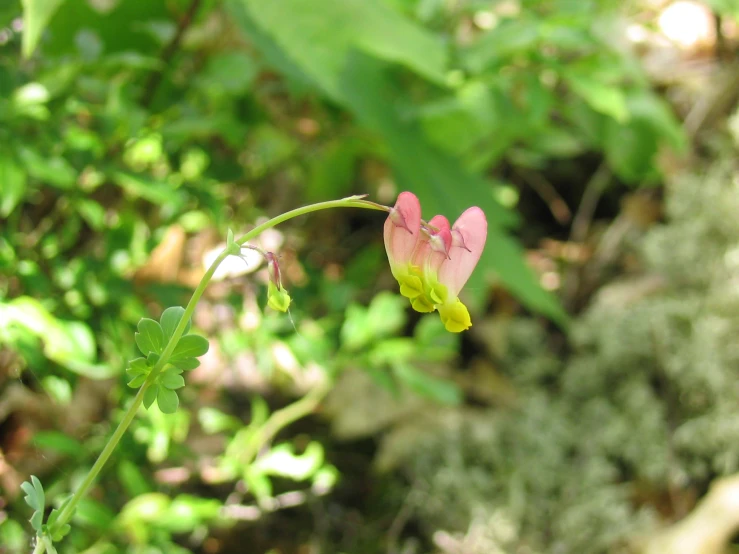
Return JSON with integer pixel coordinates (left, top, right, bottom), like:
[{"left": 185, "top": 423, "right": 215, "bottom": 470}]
[
  {"left": 21, "top": 0, "right": 66, "bottom": 58},
  {"left": 231, "top": 0, "right": 447, "bottom": 91},
  {"left": 0, "top": 150, "right": 26, "bottom": 217},
  {"left": 228, "top": 0, "right": 565, "bottom": 321}
]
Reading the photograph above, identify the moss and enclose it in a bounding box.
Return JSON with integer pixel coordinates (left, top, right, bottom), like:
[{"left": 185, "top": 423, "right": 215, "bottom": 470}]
[{"left": 398, "top": 158, "right": 739, "bottom": 553}]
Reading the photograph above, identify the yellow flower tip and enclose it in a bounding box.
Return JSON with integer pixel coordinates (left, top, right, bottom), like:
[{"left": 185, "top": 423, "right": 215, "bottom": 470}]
[
  {"left": 398, "top": 274, "right": 423, "bottom": 299},
  {"left": 439, "top": 299, "right": 472, "bottom": 333},
  {"left": 411, "top": 295, "right": 435, "bottom": 313},
  {"left": 267, "top": 281, "right": 291, "bottom": 312},
  {"left": 429, "top": 282, "right": 448, "bottom": 305}
]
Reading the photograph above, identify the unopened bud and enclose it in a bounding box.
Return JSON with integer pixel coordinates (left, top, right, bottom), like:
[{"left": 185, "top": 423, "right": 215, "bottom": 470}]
[
  {"left": 267, "top": 281, "right": 291, "bottom": 312},
  {"left": 264, "top": 252, "right": 291, "bottom": 312},
  {"left": 389, "top": 207, "right": 412, "bottom": 234},
  {"left": 265, "top": 251, "right": 282, "bottom": 286},
  {"left": 423, "top": 225, "right": 452, "bottom": 259},
  {"left": 451, "top": 228, "right": 472, "bottom": 252}
]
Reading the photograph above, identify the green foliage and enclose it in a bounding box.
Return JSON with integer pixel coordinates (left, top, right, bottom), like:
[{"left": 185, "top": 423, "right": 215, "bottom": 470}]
[
  {"left": 21, "top": 475, "right": 45, "bottom": 532},
  {"left": 228, "top": 0, "right": 566, "bottom": 319},
  {"left": 0, "top": 0, "right": 701, "bottom": 550},
  {"left": 21, "top": 476, "right": 72, "bottom": 548},
  {"left": 0, "top": 297, "right": 114, "bottom": 378},
  {"left": 20, "top": 0, "right": 66, "bottom": 58},
  {"left": 134, "top": 318, "right": 165, "bottom": 357},
  {"left": 127, "top": 308, "right": 207, "bottom": 413}
]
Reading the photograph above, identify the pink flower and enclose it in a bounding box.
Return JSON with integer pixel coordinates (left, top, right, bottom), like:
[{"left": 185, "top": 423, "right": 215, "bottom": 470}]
[
  {"left": 408, "top": 214, "right": 452, "bottom": 313},
  {"left": 383, "top": 193, "right": 487, "bottom": 332},
  {"left": 383, "top": 192, "right": 424, "bottom": 299},
  {"left": 435, "top": 207, "right": 487, "bottom": 332}
]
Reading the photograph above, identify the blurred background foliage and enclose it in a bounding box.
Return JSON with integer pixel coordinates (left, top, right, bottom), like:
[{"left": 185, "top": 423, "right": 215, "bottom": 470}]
[{"left": 1, "top": 0, "right": 739, "bottom": 552}]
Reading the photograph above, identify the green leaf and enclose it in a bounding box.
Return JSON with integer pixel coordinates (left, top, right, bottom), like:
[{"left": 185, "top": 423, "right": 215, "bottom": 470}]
[
  {"left": 0, "top": 150, "right": 26, "bottom": 217},
  {"left": 22, "top": 476, "right": 44, "bottom": 511},
  {"left": 368, "top": 338, "right": 415, "bottom": 366},
  {"left": 159, "top": 307, "right": 190, "bottom": 342},
  {"left": 119, "top": 493, "right": 170, "bottom": 525},
  {"left": 160, "top": 370, "right": 185, "bottom": 390},
  {"left": 170, "top": 334, "right": 209, "bottom": 361},
  {"left": 143, "top": 385, "right": 158, "bottom": 409},
  {"left": 565, "top": 73, "right": 629, "bottom": 123},
  {"left": 462, "top": 18, "right": 540, "bottom": 72},
  {"left": 243, "top": 466, "right": 273, "bottom": 506},
  {"left": 229, "top": 0, "right": 448, "bottom": 88},
  {"left": 126, "top": 357, "right": 149, "bottom": 377},
  {"left": 603, "top": 90, "right": 685, "bottom": 184},
  {"left": 392, "top": 362, "right": 462, "bottom": 405},
  {"left": 306, "top": 138, "right": 361, "bottom": 201},
  {"left": 74, "top": 498, "right": 115, "bottom": 531},
  {"left": 18, "top": 147, "right": 77, "bottom": 189},
  {"left": 341, "top": 292, "right": 407, "bottom": 351},
  {"left": 254, "top": 442, "right": 325, "bottom": 481},
  {"left": 21, "top": 0, "right": 66, "bottom": 58},
  {"left": 47, "top": 495, "right": 73, "bottom": 541},
  {"left": 32, "top": 431, "right": 82, "bottom": 457},
  {"left": 157, "top": 387, "right": 179, "bottom": 414},
  {"left": 21, "top": 475, "right": 45, "bottom": 531},
  {"left": 127, "top": 374, "right": 147, "bottom": 388},
  {"left": 198, "top": 407, "right": 241, "bottom": 434},
  {"left": 50, "top": 523, "right": 71, "bottom": 543},
  {"left": 199, "top": 51, "right": 258, "bottom": 94},
  {"left": 160, "top": 495, "right": 222, "bottom": 533},
  {"left": 117, "top": 460, "right": 152, "bottom": 498},
  {"left": 0, "top": 297, "right": 116, "bottom": 378},
  {"left": 111, "top": 171, "right": 186, "bottom": 207},
  {"left": 414, "top": 315, "right": 459, "bottom": 362},
  {"left": 135, "top": 318, "right": 165, "bottom": 356},
  {"left": 171, "top": 357, "right": 200, "bottom": 371}
]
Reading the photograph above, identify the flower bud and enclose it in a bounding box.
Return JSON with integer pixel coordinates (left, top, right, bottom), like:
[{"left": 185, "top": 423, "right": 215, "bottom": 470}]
[
  {"left": 267, "top": 281, "right": 291, "bottom": 312},
  {"left": 265, "top": 252, "right": 291, "bottom": 312}
]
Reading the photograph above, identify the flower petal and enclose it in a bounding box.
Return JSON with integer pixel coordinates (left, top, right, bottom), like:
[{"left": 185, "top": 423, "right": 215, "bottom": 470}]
[
  {"left": 437, "top": 207, "right": 487, "bottom": 297},
  {"left": 411, "top": 214, "right": 450, "bottom": 272},
  {"left": 384, "top": 192, "right": 422, "bottom": 275}
]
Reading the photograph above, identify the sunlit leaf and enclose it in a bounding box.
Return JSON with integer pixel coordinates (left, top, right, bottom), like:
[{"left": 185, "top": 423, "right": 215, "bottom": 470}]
[
  {"left": 21, "top": 476, "right": 45, "bottom": 531},
  {"left": 0, "top": 150, "right": 26, "bottom": 217},
  {"left": 160, "top": 370, "right": 185, "bottom": 390},
  {"left": 159, "top": 306, "right": 190, "bottom": 342},
  {"left": 143, "top": 385, "right": 158, "bottom": 410},
  {"left": 135, "top": 318, "right": 165, "bottom": 356},
  {"left": 157, "top": 387, "right": 179, "bottom": 414},
  {"left": 21, "top": 0, "right": 66, "bottom": 58},
  {"left": 170, "top": 334, "right": 209, "bottom": 361},
  {"left": 392, "top": 362, "right": 461, "bottom": 405}
]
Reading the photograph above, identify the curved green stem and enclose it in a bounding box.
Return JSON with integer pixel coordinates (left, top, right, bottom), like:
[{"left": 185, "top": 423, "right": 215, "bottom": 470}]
[
  {"left": 47, "top": 195, "right": 379, "bottom": 538},
  {"left": 240, "top": 379, "right": 332, "bottom": 465}
]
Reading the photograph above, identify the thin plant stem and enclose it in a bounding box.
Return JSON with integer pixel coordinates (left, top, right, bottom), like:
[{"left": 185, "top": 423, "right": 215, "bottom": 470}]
[
  {"left": 32, "top": 539, "right": 45, "bottom": 554},
  {"left": 47, "top": 195, "right": 379, "bottom": 538}
]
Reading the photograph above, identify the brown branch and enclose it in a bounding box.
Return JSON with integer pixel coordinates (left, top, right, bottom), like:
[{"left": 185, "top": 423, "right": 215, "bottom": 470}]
[
  {"left": 140, "top": 0, "right": 204, "bottom": 107},
  {"left": 561, "top": 162, "right": 611, "bottom": 310},
  {"left": 516, "top": 167, "right": 572, "bottom": 225},
  {"left": 643, "top": 474, "right": 739, "bottom": 554}
]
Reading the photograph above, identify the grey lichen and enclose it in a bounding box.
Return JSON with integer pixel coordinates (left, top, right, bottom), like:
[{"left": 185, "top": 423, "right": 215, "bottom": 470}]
[{"left": 396, "top": 155, "right": 739, "bottom": 553}]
